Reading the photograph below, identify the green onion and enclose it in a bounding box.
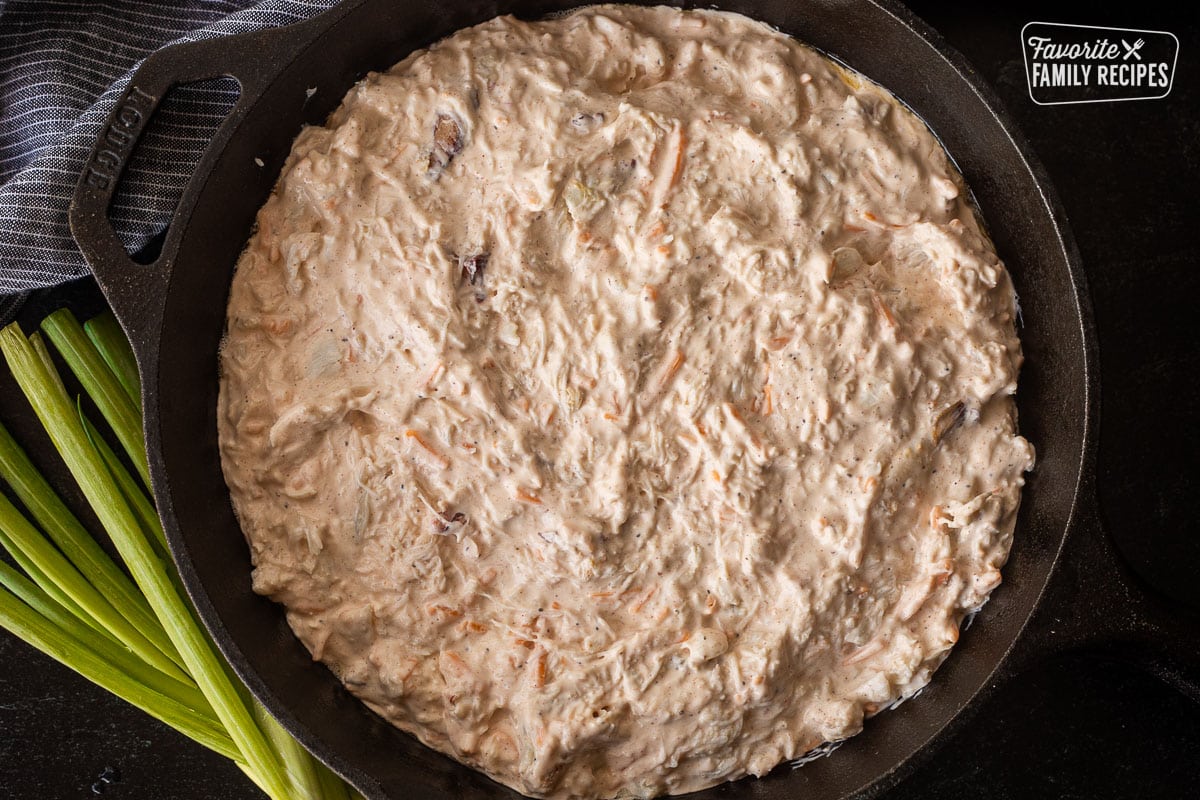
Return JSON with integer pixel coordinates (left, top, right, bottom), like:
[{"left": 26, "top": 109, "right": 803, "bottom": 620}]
[
  {"left": 40, "top": 309, "right": 150, "bottom": 487},
  {"left": 83, "top": 311, "right": 140, "bottom": 410},
  {"left": 256, "top": 701, "right": 331, "bottom": 800},
  {"left": 0, "top": 507, "right": 95, "bottom": 632},
  {"left": 0, "top": 559, "right": 216, "bottom": 726},
  {"left": 0, "top": 419, "right": 162, "bottom": 626},
  {"left": 0, "top": 565, "right": 240, "bottom": 761},
  {"left": 83, "top": 413, "right": 173, "bottom": 561},
  {"left": 0, "top": 484, "right": 187, "bottom": 679},
  {"left": 0, "top": 421, "right": 183, "bottom": 670}
]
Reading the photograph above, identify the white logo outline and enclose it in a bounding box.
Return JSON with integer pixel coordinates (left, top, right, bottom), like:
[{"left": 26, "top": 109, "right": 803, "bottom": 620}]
[{"left": 1021, "top": 21, "right": 1178, "bottom": 106}]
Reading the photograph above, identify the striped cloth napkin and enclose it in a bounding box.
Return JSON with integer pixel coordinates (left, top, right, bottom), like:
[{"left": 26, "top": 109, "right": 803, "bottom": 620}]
[{"left": 0, "top": 0, "right": 339, "bottom": 319}]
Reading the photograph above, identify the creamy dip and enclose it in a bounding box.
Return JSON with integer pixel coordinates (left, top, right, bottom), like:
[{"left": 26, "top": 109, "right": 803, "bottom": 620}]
[{"left": 218, "top": 5, "right": 1035, "bottom": 798}]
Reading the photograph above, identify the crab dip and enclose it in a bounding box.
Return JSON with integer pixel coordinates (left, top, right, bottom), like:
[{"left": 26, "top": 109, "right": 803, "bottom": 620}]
[{"left": 218, "top": 5, "right": 1035, "bottom": 798}]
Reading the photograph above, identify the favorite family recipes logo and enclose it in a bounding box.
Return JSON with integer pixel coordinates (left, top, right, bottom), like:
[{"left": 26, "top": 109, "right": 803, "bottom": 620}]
[{"left": 1021, "top": 22, "right": 1178, "bottom": 105}]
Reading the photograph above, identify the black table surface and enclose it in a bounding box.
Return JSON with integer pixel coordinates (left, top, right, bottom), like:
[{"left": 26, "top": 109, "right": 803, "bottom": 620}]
[{"left": 2, "top": 1, "right": 1197, "bottom": 797}]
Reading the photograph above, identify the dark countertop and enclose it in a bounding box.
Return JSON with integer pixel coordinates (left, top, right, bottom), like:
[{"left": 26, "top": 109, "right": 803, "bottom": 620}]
[{"left": 1, "top": 1, "right": 1197, "bottom": 797}]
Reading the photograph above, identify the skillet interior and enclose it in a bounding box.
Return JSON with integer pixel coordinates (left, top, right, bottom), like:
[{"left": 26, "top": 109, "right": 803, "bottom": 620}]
[{"left": 140, "top": 1, "right": 1091, "bottom": 797}]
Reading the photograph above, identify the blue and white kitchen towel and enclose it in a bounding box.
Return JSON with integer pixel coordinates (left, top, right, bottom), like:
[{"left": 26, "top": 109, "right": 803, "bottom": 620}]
[{"left": 0, "top": 0, "right": 339, "bottom": 319}]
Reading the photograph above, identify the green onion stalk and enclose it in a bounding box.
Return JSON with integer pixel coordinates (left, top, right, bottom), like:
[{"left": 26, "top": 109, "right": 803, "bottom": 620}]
[{"left": 0, "top": 310, "right": 358, "bottom": 800}]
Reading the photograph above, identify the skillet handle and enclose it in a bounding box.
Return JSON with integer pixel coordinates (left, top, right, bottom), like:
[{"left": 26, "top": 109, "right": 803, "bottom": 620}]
[
  {"left": 68, "top": 22, "right": 322, "bottom": 364},
  {"left": 997, "top": 478, "right": 1200, "bottom": 701}
]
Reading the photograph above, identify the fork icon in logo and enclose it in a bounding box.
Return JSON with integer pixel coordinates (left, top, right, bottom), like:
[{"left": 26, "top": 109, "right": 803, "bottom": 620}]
[{"left": 1122, "top": 38, "right": 1146, "bottom": 60}]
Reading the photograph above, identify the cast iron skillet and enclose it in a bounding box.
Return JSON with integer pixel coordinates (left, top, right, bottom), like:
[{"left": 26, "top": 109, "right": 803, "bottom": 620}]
[{"left": 68, "top": 1, "right": 1200, "bottom": 797}]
